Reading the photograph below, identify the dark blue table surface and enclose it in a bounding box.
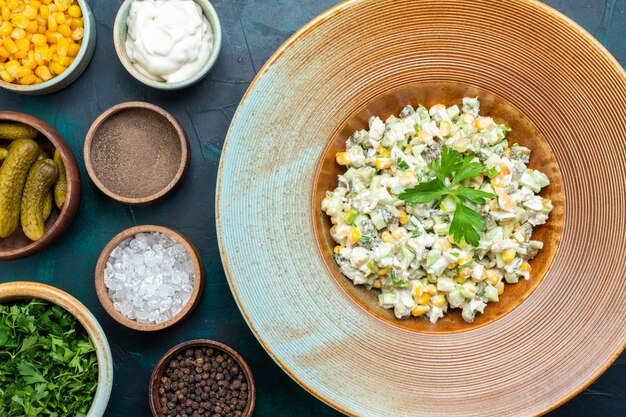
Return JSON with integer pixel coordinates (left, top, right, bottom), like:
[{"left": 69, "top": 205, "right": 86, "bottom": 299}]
[{"left": 0, "top": 1, "right": 624, "bottom": 416}]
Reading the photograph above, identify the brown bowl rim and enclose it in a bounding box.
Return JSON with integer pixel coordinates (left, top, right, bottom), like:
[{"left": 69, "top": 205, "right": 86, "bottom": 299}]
[
  {"left": 0, "top": 111, "right": 80, "bottom": 261},
  {"left": 94, "top": 225, "right": 204, "bottom": 331},
  {"left": 83, "top": 101, "right": 190, "bottom": 205},
  {"left": 149, "top": 339, "right": 256, "bottom": 417}
]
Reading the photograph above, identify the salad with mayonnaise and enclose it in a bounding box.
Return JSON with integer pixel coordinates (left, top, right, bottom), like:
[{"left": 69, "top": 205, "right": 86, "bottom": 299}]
[{"left": 322, "top": 98, "right": 552, "bottom": 323}]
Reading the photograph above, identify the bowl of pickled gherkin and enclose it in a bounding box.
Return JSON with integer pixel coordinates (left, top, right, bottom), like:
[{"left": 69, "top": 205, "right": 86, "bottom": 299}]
[{"left": 0, "top": 111, "right": 80, "bottom": 260}]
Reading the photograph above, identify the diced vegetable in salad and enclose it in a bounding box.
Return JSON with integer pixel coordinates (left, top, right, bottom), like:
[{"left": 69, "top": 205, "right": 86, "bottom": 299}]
[{"left": 322, "top": 97, "right": 553, "bottom": 323}]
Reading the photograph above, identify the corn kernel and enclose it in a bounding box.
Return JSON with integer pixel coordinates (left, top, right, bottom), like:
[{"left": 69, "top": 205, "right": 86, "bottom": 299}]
[
  {"left": 376, "top": 145, "right": 390, "bottom": 158},
  {"left": 417, "top": 130, "right": 431, "bottom": 141},
  {"left": 475, "top": 117, "right": 494, "bottom": 131},
  {"left": 15, "top": 37, "right": 29, "bottom": 51},
  {"left": 11, "top": 13, "right": 29, "bottom": 29},
  {"left": 0, "top": 69, "right": 14, "bottom": 82},
  {"left": 439, "top": 120, "right": 451, "bottom": 136},
  {"left": 373, "top": 278, "right": 382, "bottom": 289},
  {"left": 54, "top": 0, "right": 72, "bottom": 12},
  {"left": 67, "top": 4, "right": 81, "bottom": 18},
  {"left": 415, "top": 293, "right": 430, "bottom": 305},
  {"left": 335, "top": 152, "right": 350, "bottom": 165},
  {"left": 462, "top": 282, "right": 477, "bottom": 297},
  {"left": 6, "top": 0, "right": 18, "bottom": 10},
  {"left": 333, "top": 245, "right": 343, "bottom": 254},
  {"left": 399, "top": 211, "right": 408, "bottom": 224},
  {"left": 519, "top": 262, "right": 532, "bottom": 272},
  {"left": 2, "top": 37, "right": 18, "bottom": 53},
  {"left": 70, "top": 26, "right": 82, "bottom": 40},
  {"left": 491, "top": 176, "right": 504, "bottom": 188},
  {"left": 1, "top": 7, "right": 10, "bottom": 21},
  {"left": 49, "top": 61, "right": 65, "bottom": 74},
  {"left": 25, "top": 19, "right": 38, "bottom": 33},
  {"left": 424, "top": 284, "right": 437, "bottom": 295},
  {"left": 47, "top": 15, "right": 57, "bottom": 31},
  {"left": 70, "top": 17, "right": 82, "bottom": 29},
  {"left": 457, "top": 254, "right": 472, "bottom": 266},
  {"left": 0, "top": 20, "right": 12, "bottom": 36},
  {"left": 458, "top": 267, "right": 472, "bottom": 279},
  {"left": 431, "top": 292, "right": 446, "bottom": 308},
  {"left": 391, "top": 227, "right": 406, "bottom": 240},
  {"left": 381, "top": 231, "right": 394, "bottom": 243},
  {"left": 41, "top": 0, "right": 52, "bottom": 4},
  {"left": 14, "top": 65, "right": 32, "bottom": 78},
  {"left": 377, "top": 268, "right": 389, "bottom": 276},
  {"left": 375, "top": 158, "right": 392, "bottom": 170},
  {"left": 399, "top": 170, "right": 416, "bottom": 187},
  {"left": 0, "top": 46, "right": 9, "bottom": 58},
  {"left": 67, "top": 41, "right": 79, "bottom": 57},
  {"left": 496, "top": 281, "right": 505, "bottom": 295},
  {"left": 411, "top": 305, "right": 430, "bottom": 317},
  {"left": 46, "top": 31, "right": 63, "bottom": 44},
  {"left": 31, "top": 1, "right": 43, "bottom": 8},
  {"left": 31, "top": 33, "right": 46, "bottom": 46},
  {"left": 486, "top": 269, "right": 500, "bottom": 286},
  {"left": 454, "top": 275, "right": 466, "bottom": 284},
  {"left": 349, "top": 227, "right": 361, "bottom": 244},
  {"left": 53, "top": 11, "right": 65, "bottom": 24},
  {"left": 18, "top": 73, "right": 37, "bottom": 84},
  {"left": 57, "top": 36, "right": 69, "bottom": 55},
  {"left": 57, "top": 55, "right": 72, "bottom": 66},
  {"left": 39, "top": 4, "right": 50, "bottom": 18},
  {"left": 22, "top": 5, "right": 38, "bottom": 20},
  {"left": 35, "top": 65, "right": 52, "bottom": 81},
  {"left": 461, "top": 113, "right": 475, "bottom": 124},
  {"left": 10, "top": 27, "right": 24, "bottom": 39},
  {"left": 22, "top": 51, "right": 37, "bottom": 68},
  {"left": 412, "top": 282, "right": 423, "bottom": 297},
  {"left": 502, "top": 248, "right": 516, "bottom": 264},
  {"left": 57, "top": 23, "right": 70, "bottom": 37}
]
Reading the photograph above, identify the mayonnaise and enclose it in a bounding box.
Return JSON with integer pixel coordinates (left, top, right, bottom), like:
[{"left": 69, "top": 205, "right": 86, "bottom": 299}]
[{"left": 125, "top": 0, "right": 214, "bottom": 83}]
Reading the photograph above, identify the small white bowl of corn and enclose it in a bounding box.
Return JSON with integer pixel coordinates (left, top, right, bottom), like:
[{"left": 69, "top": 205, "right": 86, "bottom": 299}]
[{"left": 0, "top": 0, "right": 96, "bottom": 95}]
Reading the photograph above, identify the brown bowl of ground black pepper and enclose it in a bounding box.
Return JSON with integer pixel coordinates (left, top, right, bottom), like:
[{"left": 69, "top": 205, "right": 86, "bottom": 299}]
[{"left": 149, "top": 339, "right": 255, "bottom": 417}]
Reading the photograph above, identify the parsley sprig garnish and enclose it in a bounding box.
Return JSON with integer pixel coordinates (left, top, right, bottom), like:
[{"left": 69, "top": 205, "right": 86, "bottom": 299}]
[{"left": 399, "top": 147, "right": 494, "bottom": 246}]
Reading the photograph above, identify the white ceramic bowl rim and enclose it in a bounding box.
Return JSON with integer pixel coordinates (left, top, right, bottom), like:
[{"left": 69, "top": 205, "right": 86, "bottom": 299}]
[
  {"left": 0, "top": 0, "right": 94, "bottom": 92},
  {"left": 113, "top": 0, "right": 223, "bottom": 90},
  {"left": 0, "top": 282, "right": 113, "bottom": 417}
]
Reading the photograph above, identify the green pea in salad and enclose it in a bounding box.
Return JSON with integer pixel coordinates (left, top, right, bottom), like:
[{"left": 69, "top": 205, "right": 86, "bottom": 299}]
[{"left": 322, "top": 98, "right": 553, "bottom": 323}]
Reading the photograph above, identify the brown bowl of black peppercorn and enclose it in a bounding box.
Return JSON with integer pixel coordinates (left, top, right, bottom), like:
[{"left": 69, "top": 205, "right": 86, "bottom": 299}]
[{"left": 149, "top": 339, "right": 255, "bottom": 417}]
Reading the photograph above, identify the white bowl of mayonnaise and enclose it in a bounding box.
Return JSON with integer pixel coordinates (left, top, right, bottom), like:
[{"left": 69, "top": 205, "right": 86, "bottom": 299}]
[{"left": 113, "top": 0, "right": 222, "bottom": 90}]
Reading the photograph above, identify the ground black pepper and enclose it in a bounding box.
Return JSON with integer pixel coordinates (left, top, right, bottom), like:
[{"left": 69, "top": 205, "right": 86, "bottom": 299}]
[{"left": 158, "top": 347, "right": 249, "bottom": 417}]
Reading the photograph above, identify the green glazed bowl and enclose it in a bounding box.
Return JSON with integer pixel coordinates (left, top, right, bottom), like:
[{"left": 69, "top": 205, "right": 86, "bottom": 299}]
[
  {"left": 113, "top": 0, "right": 222, "bottom": 90},
  {"left": 0, "top": 0, "right": 96, "bottom": 95},
  {"left": 0, "top": 281, "right": 114, "bottom": 417}
]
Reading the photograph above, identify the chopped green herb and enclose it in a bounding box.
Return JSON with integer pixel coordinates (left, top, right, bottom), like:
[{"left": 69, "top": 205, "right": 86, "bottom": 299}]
[
  {"left": 396, "top": 158, "right": 409, "bottom": 170},
  {"left": 359, "top": 235, "right": 372, "bottom": 243},
  {"left": 391, "top": 269, "right": 408, "bottom": 288},
  {"left": 0, "top": 300, "right": 98, "bottom": 417}
]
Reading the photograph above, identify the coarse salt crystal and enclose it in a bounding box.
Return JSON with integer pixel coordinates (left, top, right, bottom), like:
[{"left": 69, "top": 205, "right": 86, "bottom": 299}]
[{"left": 104, "top": 232, "right": 195, "bottom": 325}]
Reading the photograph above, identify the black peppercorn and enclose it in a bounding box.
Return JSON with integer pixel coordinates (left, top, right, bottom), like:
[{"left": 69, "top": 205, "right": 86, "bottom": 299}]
[{"left": 157, "top": 346, "right": 249, "bottom": 417}]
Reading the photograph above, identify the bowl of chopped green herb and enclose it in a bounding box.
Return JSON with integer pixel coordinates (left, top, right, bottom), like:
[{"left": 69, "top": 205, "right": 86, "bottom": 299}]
[{"left": 0, "top": 281, "right": 113, "bottom": 417}]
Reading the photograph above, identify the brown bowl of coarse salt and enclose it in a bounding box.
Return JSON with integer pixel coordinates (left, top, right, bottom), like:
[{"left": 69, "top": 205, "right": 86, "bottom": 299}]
[
  {"left": 150, "top": 340, "right": 255, "bottom": 417},
  {"left": 84, "top": 102, "right": 189, "bottom": 205}
]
